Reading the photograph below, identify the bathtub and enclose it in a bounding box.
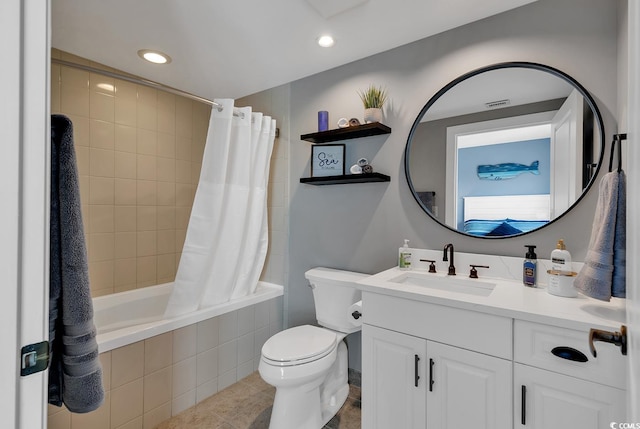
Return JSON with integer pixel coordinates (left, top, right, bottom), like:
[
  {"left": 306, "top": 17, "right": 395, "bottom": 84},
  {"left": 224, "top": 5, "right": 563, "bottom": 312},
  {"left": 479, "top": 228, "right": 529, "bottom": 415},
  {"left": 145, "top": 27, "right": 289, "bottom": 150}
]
[{"left": 93, "top": 281, "right": 284, "bottom": 353}]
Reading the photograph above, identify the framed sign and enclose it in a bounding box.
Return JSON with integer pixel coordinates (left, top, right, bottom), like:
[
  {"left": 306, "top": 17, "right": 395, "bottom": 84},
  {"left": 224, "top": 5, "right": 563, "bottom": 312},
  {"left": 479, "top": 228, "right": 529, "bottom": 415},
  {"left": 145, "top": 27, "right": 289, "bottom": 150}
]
[{"left": 311, "top": 144, "right": 345, "bottom": 177}]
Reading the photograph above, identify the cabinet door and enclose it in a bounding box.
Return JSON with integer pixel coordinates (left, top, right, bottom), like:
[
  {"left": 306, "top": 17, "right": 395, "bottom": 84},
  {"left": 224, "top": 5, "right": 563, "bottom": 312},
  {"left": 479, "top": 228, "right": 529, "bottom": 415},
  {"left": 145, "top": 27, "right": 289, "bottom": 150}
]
[
  {"left": 514, "top": 363, "right": 627, "bottom": 428},
  {"left": 362, "top": 324, "right": 427, "bottom": 429},
  {"left": 427, "top": 341, "right": 512, "bottom": 429}
]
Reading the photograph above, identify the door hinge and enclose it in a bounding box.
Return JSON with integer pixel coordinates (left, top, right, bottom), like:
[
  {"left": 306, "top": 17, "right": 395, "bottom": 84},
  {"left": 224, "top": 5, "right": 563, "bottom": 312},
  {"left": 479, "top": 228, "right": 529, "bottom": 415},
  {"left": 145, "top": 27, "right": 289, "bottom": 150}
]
[{"left": 20, "top": 341, "right": 49, "bottom": 376}]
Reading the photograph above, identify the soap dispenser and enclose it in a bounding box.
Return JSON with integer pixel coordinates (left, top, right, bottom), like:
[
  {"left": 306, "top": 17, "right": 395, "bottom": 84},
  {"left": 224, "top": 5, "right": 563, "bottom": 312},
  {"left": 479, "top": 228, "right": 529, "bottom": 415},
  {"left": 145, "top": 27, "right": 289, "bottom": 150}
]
[
  {"left": 550, "top": 239, "right": 572, "bottom": 272},
  {"left": 398, "top": 239, "right": 412, "bottom": 270},
  {"left": 523, "top": 245, "right": 537, "bottom": 287}
]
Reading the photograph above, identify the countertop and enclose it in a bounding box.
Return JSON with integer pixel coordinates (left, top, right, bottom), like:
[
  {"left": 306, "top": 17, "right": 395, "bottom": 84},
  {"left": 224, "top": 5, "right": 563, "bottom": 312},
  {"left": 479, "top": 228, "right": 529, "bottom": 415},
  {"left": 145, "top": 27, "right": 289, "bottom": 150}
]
[{"left": 356, "top": 249, "right": 626, "bottom": 332}]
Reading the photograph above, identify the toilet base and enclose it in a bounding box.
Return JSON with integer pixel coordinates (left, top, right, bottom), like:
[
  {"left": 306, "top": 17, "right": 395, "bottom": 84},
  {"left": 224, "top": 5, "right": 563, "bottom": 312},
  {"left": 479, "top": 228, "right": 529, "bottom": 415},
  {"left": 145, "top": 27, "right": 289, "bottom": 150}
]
[
  {"left": 320, "top": 383, "right": 349, "bottom": 425},
  {"left": 264, "top": 341, "right": 349, "bottom": 429}
]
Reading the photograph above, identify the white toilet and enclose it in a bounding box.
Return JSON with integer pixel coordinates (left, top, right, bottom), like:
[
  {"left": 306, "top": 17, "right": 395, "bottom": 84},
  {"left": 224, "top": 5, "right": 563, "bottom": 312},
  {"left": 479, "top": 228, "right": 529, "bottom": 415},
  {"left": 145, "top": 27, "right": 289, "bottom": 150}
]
[{"left": 259, "top": 267, "right": 365, "bottom": 429}]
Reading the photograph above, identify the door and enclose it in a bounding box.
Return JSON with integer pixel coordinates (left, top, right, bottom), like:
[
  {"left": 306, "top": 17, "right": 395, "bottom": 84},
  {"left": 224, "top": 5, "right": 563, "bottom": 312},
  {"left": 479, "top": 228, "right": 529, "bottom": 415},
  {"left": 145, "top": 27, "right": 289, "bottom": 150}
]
[
  {"left": 627, "top": 1, "right": 640, "bottom": 421},
  {"left": 427, "top": 341, "right": 512, "bottom": 429},
  {"left": 0, "top": 1, "right": 51, "bottom": 428},
  {"left": 550, "top": 89, "right": 583, "bottom": 217},
  {"left": 362, "top": 324, "right": 427, "bottom": 429},
  {"left": 515, "top": 363, "right": 626, "bottom": 428}
]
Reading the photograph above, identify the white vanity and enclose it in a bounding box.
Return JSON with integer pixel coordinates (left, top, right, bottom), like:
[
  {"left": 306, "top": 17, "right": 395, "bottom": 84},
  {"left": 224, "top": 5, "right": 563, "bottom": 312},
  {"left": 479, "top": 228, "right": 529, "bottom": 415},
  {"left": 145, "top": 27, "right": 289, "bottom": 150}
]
[{"left": 357, "top": 249, "right": 627, "bottom": 429}]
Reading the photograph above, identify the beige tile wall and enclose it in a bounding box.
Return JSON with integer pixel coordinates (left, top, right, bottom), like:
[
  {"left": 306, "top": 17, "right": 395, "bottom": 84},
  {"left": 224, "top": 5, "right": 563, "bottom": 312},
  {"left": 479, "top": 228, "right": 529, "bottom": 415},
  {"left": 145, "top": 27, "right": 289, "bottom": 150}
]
[
  {"left": 51, "top": 49, "right": 288, "bottom": 296},
  {"left": 47, "top": 297, "right": 284, "bottom": 429},
  {"left": 51, "top": 49, "right": 206, "bottom": 296}
]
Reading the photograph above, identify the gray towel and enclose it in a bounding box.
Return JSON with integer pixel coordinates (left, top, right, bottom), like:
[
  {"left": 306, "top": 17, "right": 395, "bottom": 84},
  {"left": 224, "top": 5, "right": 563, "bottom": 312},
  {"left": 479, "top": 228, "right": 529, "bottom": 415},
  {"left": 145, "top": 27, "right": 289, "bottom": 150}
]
[
  {"left": 612, "top": 171, "right": 626, "bottom": 297},
  {"left": 49, "top": 115, "right": 104, "bottom": 413},
  {"left": 574, "top": 171, "right": 626, "bottom": 301}
]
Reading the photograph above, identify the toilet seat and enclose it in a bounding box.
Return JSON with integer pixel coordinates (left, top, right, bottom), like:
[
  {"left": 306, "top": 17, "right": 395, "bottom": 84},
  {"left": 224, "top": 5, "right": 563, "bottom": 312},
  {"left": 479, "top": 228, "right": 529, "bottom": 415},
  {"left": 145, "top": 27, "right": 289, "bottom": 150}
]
[{"left": 262, "top": 325, "right": 337, "bottom": 366}]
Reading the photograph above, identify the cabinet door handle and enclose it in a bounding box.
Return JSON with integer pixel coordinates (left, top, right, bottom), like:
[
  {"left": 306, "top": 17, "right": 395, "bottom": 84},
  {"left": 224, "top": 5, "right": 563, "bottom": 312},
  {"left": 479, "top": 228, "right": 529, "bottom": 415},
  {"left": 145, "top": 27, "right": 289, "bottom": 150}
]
[
  {"left": 551, "top": 346, "right": 588, "bottom": 362},
  {"left": 429, "top": 358, "right": 434, "bottom": 392},
  {"left": 414, "top": 354, "right": 420, "bottom": 387},
  {"left": 521, "top": 385, "right": 527, "bottom": 425}
]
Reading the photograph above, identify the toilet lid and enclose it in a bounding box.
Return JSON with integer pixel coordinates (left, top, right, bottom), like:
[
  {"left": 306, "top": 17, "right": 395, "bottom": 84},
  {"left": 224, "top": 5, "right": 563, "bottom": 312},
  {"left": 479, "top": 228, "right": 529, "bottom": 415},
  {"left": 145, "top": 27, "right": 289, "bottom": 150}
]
[{"left": 262, "top": 325, "right": 337, "bottom": 364}]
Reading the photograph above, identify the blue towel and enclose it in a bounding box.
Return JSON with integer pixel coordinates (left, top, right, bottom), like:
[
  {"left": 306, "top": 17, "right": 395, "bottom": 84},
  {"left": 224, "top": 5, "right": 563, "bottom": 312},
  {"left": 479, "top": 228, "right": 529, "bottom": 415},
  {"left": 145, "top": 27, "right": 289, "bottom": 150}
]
[
  {"left": 49, "top": 115, "right": 104, "bottom": 413},
  {"left": 574, "top": 171, "right": 626, "bottom": 301}
]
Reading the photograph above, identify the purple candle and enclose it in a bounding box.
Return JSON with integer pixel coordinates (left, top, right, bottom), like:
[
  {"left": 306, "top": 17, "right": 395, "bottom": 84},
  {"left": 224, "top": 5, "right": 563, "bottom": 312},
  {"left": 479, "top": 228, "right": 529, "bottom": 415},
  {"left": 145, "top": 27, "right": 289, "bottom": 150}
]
[{"left": 318, "top": 111, "right": 329, "bottom": 131}]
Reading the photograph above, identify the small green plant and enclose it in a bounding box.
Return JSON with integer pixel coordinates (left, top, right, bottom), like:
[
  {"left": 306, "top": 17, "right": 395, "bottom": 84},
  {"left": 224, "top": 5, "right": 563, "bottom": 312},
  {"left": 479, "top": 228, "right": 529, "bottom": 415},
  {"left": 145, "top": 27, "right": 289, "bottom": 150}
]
[{"left": 357, "top": 84, "right": 388, "bottom": 109}]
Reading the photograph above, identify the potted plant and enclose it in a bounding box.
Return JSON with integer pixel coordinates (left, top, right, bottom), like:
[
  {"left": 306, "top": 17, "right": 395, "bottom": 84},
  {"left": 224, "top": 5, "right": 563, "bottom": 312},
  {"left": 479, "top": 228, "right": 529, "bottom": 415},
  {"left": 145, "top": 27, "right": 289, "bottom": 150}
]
[{"left": 358, "top": 84, "right": 388, "bottom": 124}]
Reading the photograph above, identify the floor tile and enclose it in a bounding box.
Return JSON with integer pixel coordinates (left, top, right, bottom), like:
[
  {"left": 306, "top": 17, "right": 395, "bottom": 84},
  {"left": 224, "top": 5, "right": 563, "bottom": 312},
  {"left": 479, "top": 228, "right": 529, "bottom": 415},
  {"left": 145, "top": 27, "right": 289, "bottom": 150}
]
[{"left": 155, "top": 371, "right": 361, "bottom": 428}]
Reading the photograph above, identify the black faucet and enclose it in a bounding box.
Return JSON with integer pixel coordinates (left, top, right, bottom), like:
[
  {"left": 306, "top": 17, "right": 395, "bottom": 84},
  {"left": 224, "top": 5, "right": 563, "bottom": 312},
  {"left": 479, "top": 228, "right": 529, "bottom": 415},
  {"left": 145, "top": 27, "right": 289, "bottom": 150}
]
[{"left": 443, "top": 243, "right": 456, "bottom": 275}]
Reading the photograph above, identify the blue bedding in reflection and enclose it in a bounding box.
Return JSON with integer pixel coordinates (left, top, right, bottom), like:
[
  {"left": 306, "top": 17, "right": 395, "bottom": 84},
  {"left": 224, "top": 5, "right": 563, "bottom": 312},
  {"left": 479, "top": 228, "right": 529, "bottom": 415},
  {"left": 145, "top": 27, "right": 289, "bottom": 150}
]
[{"left": 463, "top": 219, "right": 548, "bottom": 236}]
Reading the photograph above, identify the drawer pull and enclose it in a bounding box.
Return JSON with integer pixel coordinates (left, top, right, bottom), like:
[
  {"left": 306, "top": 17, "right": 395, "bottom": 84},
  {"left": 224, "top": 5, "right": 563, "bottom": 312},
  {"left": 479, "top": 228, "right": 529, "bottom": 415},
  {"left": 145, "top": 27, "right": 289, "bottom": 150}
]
[{"left": 551, "top": 346, "right": 588, "bottom": 362}]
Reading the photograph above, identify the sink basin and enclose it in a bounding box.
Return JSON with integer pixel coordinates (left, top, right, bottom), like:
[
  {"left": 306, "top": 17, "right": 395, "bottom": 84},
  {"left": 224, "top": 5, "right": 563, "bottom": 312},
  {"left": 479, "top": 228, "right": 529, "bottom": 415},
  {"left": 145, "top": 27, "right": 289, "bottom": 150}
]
[{"left": 389, "top": 272, "right": 496, "bottom": 297}]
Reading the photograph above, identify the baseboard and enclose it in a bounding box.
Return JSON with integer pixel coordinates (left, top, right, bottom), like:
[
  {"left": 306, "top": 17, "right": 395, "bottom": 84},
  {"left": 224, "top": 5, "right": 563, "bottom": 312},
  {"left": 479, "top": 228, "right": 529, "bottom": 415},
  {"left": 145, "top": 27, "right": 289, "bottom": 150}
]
[{"left": 348, "top": 368, "right": 361, "bottom": 387}]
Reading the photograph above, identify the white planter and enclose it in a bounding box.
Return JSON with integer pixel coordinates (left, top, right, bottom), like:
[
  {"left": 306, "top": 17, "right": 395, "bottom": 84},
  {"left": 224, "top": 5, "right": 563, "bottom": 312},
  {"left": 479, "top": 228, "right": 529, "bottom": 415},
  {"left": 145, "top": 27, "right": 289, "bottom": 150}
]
[{"left": 364, "top": 107, "right": 383, "bottom": 124}]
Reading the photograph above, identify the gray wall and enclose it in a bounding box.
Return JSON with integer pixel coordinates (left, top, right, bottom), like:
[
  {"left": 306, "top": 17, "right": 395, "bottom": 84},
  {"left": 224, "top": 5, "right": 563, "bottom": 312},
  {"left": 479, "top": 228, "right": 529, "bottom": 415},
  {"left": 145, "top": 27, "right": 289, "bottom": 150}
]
[{"left": 285, "top": 0, "right": 620, "bottom": 371}]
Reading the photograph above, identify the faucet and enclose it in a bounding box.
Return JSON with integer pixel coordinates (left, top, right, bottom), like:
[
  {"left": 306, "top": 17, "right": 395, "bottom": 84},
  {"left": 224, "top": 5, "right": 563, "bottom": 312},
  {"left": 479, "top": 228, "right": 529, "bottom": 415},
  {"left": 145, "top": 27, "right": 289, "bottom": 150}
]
[{"left": 443, "top": 243, "right": 456, "bottom": 275}]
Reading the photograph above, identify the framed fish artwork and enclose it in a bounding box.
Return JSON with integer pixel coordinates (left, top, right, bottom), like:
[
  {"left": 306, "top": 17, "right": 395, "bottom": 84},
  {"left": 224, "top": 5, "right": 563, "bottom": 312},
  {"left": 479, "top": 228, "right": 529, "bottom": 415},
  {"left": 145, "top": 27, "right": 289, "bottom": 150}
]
[{"left": 477, "top": 160, "right": 540, "bottom": 180}]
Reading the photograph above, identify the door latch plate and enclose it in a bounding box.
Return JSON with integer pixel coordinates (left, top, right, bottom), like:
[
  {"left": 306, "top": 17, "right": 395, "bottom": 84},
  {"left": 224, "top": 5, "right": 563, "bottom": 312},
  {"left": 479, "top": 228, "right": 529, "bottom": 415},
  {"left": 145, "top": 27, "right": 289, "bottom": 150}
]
[{"left": 20, "top": 341, "right": 49, "bottom": 376}]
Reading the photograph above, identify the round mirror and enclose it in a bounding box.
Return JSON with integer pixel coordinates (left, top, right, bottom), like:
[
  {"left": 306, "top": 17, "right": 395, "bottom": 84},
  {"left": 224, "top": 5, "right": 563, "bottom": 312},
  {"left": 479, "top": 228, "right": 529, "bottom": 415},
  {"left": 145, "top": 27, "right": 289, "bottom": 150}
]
[{"left": 405, "top": 62, "right": 604, "bottom": 238}]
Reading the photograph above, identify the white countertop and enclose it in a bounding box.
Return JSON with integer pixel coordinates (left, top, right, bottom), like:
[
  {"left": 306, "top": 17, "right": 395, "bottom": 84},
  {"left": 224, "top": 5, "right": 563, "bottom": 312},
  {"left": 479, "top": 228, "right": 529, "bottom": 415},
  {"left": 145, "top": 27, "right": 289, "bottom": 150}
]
[{"left": 357, "top": 249, "right": 626, "bottom": 332}]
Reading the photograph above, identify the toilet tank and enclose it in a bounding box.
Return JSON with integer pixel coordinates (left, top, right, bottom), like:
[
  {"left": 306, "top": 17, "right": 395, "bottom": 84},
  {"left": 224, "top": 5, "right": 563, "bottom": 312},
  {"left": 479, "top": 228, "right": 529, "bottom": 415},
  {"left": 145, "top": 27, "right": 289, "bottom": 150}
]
[{"left": 305, "top": 267, "right": 366, "bottom": 334}]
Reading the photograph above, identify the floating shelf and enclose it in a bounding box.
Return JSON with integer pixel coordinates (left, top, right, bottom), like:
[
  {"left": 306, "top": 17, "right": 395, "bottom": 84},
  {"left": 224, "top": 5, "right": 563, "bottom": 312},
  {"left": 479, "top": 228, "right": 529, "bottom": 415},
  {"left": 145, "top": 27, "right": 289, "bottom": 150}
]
[
  {"left": 300, "top": 173, "right": 391, "bottom": 186},
  {"left": 301, "top": 122, "right": 391, "bottom": 144}
]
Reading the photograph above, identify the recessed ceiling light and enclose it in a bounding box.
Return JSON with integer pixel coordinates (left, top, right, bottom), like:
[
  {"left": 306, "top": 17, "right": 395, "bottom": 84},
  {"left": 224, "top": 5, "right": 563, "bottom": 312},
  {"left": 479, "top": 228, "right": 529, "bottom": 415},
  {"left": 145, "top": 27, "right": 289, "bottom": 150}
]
[
  {"left": 317, "top": 35, "right": 335, "bottom": 48},
  {"left": 137, "top": 49, "right": 172, "bottom": 64}
]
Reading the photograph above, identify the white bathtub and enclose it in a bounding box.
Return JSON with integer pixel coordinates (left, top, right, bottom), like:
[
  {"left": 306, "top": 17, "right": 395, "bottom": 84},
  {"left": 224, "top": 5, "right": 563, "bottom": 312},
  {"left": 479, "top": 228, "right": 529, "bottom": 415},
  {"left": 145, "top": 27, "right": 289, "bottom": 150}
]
[{"left": 93, "top": 281, "right": 284, "bottom": 353}]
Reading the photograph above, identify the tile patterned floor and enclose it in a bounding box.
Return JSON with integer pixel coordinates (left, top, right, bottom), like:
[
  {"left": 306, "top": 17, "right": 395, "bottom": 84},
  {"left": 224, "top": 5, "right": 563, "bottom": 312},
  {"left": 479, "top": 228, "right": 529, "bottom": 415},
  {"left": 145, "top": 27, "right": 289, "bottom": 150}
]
[{"left": 156, "top": 371, "right": 361, "bottom": 429}]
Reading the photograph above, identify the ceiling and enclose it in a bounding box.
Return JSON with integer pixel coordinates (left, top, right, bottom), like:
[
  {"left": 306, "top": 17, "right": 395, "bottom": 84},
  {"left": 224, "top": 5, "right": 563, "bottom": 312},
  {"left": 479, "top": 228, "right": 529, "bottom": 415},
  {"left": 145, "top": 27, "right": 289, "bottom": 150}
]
[
  {"left": 423, "top": 66, "right": 574, "bottom": 121},
  {"left": 52, "top": 0, "right": 537, "bottom": 101}
]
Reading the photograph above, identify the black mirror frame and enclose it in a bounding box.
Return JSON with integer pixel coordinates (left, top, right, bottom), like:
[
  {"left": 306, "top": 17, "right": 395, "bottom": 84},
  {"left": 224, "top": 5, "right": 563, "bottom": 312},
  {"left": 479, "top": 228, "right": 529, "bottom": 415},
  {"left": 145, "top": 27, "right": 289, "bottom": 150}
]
[{"left": 404, "top": 61, "right": 605, "bottom": 239}]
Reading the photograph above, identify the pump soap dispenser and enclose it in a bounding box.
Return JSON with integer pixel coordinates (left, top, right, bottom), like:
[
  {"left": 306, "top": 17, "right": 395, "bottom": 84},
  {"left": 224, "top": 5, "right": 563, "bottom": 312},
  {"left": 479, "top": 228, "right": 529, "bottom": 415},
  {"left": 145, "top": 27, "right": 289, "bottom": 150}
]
[
  {"left": 523, "top": 245, "right": 537, "bottom": 287},
  {"left": 398, "top": 239, "right": 412, "bottom": 270}
]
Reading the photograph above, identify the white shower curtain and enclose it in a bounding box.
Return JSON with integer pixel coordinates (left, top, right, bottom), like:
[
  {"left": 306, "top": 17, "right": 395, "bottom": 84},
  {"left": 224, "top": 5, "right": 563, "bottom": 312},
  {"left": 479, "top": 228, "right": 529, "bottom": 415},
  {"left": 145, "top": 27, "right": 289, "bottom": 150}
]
[{"left": 164, "top": 99, "right": 276, "bottom": 317}]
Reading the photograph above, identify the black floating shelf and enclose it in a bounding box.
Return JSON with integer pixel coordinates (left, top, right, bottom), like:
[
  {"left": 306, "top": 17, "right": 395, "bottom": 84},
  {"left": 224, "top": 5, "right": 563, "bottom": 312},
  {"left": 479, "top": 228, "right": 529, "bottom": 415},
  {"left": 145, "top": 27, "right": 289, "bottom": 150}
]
[
  {"left": 300, "top": 173, "right": 391, "bottom": 186},
  {"left": 301, "top": 122, "right": 391, "bottom": 144}
]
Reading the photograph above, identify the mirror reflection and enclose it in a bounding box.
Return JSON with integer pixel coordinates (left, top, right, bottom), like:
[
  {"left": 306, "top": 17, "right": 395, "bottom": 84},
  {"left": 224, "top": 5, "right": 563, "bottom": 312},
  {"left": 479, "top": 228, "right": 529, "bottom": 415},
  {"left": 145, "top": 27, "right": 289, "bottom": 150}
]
[{"left": 405, "top": 63, "right": 603, "bottom": 238}]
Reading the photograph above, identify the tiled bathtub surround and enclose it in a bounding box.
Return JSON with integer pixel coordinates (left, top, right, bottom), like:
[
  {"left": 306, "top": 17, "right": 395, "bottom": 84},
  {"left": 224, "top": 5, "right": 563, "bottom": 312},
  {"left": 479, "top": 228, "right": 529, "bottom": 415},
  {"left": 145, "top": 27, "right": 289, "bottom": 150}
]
[
  {"left": 51, "top": 49, "right": 209, "bottom": 296},
  {"left": 47, "top": 297, "right": 283, "bottom": 429},
  {"left": 50, "top": 49, "right": 289, "bottom": 296}
]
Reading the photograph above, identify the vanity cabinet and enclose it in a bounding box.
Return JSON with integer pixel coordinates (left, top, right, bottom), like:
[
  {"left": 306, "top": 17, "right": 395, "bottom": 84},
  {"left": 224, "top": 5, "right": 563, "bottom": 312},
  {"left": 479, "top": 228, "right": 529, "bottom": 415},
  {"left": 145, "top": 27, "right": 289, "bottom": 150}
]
[
  {"left": 362, "top": 325, "right": 427, "bottom": 428},
  {"left": 361, "top": 290, "right": 627, "bottom": 429},
  {"left": 361, "top": 292, "right": 513, "bottom": 429},
  {"left": 514, "top": 364, "right": 626, "bottom": 428},
  {"left": 513, "top": 320, "right": 627, "bottom": 428},
  {"left": 426, "top": 341, "right": 511, "bottom": 429},
  {"left": 362, "top": 325, "right": 512, "bottom": 429}
]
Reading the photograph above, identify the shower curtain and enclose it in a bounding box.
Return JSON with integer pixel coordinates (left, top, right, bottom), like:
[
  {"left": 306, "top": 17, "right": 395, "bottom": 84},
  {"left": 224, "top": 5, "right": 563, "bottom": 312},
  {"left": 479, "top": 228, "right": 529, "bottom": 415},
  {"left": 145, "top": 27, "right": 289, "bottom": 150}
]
[{"left": 165, "top": 99, "right": 276, "bottom": 317}]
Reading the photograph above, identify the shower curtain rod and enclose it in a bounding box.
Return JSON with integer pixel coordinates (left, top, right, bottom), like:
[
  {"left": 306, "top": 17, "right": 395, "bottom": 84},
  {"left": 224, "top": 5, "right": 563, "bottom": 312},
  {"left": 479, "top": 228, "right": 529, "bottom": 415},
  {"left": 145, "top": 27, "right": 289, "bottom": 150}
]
[{"left": 52, "top": 58, "right": 236, "bottom": 115}]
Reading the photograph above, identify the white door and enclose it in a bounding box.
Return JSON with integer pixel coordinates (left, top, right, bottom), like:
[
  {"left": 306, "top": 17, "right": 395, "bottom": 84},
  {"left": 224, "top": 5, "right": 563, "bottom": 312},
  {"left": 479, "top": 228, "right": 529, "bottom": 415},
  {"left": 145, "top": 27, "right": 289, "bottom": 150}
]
[
  {"left": 514, "top": 363, "right": 626, "bottom": 428},
  {"left": 362, "top": 324, "right": 427, "bottom": 429},
  {"left": 626, "top": 0, "right": 640, "bottom": 421},
  {"left": 0, "top": 1, "right": 51, "bottom": 428},
  {"left": 550, "top": 89, "right": 583, "bottom": 217},
  {"left": 427, "top": 341, "right": 512, "bottom": 429}
]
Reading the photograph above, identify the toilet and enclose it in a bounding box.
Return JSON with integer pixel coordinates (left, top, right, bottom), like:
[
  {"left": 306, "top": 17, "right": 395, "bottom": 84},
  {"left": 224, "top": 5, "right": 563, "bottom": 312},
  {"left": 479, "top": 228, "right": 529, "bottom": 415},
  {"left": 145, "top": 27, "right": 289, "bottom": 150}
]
[{"left": 259, "top": 267, "right": 365, "bottom": 429}]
